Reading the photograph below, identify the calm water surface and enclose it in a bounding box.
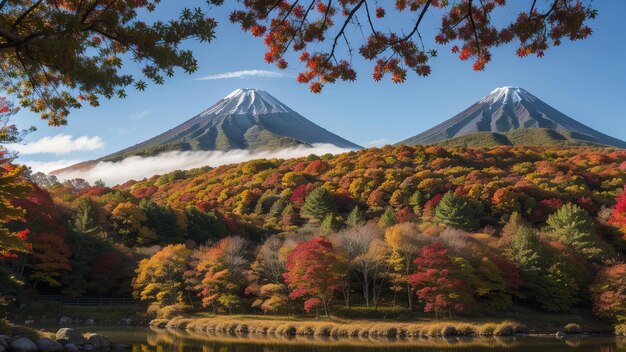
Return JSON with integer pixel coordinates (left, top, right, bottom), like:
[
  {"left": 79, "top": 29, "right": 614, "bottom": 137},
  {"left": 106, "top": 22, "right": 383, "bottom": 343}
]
[{"left": 38, "top": 326, "right": 626, "bottom": 352}]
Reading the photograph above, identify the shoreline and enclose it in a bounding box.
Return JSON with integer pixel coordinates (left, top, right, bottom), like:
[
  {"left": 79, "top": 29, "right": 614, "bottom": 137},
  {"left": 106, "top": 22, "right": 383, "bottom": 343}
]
[
  {"left": 151, "top": 315, "right": 619, "bottom": 338},
  {"left": 151, "top": 327, "right": 625, "bottom": 350}
]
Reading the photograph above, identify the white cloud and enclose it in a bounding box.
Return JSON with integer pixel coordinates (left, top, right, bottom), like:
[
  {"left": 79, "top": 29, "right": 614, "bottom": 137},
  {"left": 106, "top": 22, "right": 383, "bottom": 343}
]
[
  {"left": 24, "top": 159, "right": 85, "bottom": 174},
  {"left": 196, "top": 70, "right": 288, "bottom": 81},
  {"left": 366, "top": 138, "right": 388, "bottom": 147},
  {"left": 5, "top": 134, "right": 105, "bottom": 155},
  {"left": 48, "top": 144, "right": 354, "bottom": 185}
]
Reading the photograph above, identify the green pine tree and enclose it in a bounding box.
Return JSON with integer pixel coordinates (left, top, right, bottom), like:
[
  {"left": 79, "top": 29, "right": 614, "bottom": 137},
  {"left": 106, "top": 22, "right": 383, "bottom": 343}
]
[
  {"left": 72, "top": 199, "right": 100, "bottom": 234},
  {"left": 346, "top": 206, "right": 366, "bottom": 227},
  {"left": 320, "top": 213, "right": 340, "bottom": 234},
  {"left": 510, "top": 224, "right": 542, "bottom": 270},
  {"left": 509, "top": 223, "right": 586, "bottom": 312},
  {"left": 546, "top": 203, "right": 614, "bottom": 262},
  {"left": 300, "top": 187, "right": 336, "bottom": 221},
  {"left": 378, "top": 207, "right": 398, "bottom": 229},
  {"left": 434, "top": 191, "right": 479, "bottom": 231}
]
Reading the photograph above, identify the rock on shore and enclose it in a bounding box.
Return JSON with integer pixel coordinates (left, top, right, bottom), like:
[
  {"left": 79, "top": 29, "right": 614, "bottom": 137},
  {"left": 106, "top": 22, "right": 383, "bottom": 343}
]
[{"left": 1, "top": 329, "right": 125, "bottom": 352}]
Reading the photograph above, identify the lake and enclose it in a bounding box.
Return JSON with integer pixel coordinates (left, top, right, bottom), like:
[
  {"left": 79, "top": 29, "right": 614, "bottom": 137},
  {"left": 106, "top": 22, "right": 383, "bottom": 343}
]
[{"left": 36, "top": 326, "right": 626, "bottom": 352}]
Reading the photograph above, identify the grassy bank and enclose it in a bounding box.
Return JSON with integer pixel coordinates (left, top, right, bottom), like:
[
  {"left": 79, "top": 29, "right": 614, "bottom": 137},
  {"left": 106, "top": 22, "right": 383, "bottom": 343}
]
[
  {"left": 152, "top": 313, "right": 614, "bottom": 338},
  {"left": 0, "top": 320, "right": 53, "bottom": 340},
  {"left": 157, "top": 327, "right": 625, "bottom": 350}
]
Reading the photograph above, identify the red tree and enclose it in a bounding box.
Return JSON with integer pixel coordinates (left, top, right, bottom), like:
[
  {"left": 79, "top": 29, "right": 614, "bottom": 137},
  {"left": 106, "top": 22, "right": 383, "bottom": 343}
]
[
  {"left": 408, "top": 242, "right": 470, "bottom": 317},
  {"left": 290, "top": 183, "right": 315, "bottom": 207},
  {"left": 12, "top": 185, "right": 71, "bottom": 289},
  {"left": 283, "top": 237, "right": 345, "bottom": 317},
  {"left": 591, "top": 264, "right": 626, "bottom": 323},
  {"left": 609, "top": 186, "right": 626, "bottom": 241}
]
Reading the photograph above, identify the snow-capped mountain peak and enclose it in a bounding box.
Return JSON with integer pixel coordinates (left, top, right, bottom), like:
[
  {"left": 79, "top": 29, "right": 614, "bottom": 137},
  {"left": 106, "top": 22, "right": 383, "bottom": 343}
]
[
  {"left": 397, "top": 86, "right": 626, "bottom": 148},
  {"left": 203, "top": 88, "right": 292, "bottom": 116},
  {"left": 88, "top": 87, "right": 361, "bottom": 161},
  {"left": 480, "top": 86, "right": 530, "bottom": 104}
]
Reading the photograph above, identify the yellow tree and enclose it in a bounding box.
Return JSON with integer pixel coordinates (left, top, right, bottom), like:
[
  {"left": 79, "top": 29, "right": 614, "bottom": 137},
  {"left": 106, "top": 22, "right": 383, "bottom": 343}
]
[
  {"left": 111, "top": 202, "right": 154, "bottom": 244},
  {"left": 384, "top": 223, "right": 424, "bottom": 310},
  {"left": 132, "top": 244, "right": 191, "bottom": 307},
  {"left": 186, "top": 236, "right": 249, "bottom": 314}
]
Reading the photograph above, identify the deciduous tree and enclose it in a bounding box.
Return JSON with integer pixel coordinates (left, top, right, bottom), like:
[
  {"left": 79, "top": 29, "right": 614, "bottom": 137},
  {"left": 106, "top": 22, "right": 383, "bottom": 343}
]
[
  {"left": 0, "top": 0, "right": 222, "bottom": 124},
  {"left": 331, "top": 224, "right": 387, "bottom": 307},
  {"left": 0, "top": 153, "right": 30, "bottom": 257},
  {"left": 609, "top": 186, "right": 626, "bottom": 241},
  {"left": 384, "top": 223, "right": 424, "bottom": 310},
  {"left": 246, "top": 236, "right": 290, "bottom": 314},
  {"left": 187, "top": 236, "right": 250, "bottom": 314},
  {"left": 231, "top": 1, "right": 595, "bottom": 92},
  {"left": 408, "top": 242, "right": 472, "bottom": 318},
  {"left": 283, "top": 237, "right": 345, "bottom": 317},
  {"left": 133, "top": 244, "right": 191, "bottom": 307},
  {"left": 591, "top": 264, "right": 626, "bottom": 324}
]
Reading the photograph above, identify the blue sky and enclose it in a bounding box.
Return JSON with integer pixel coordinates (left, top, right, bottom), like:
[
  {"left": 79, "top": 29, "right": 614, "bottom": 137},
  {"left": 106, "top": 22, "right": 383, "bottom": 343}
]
[{"left": 7, "top": 1, "right": 626, "bottom": 172}]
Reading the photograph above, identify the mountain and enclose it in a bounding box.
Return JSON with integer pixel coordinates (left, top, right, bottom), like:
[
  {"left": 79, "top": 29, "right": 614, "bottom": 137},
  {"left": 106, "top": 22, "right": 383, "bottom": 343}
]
[
  {"left": 100, "top": 88, "right": 361, "bottom": 161},
  {"left": 397, "top": 87, "right": 626, "bottom": 148},
  {"left": 432, "top": 128, "right": 608, "bottom": 148}
]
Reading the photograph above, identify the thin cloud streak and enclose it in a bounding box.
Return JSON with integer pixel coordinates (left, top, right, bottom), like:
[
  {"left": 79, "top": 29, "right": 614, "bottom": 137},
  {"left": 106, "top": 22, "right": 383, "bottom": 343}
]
[
  {"left": 46, "top": 144, "right": 354, "bottom": 185},
  {"left": 6, "top": 134, "right": 105, "bottom": 155},
  {"left": 196, "top": 69, "right": 288, "bottom": 81},
  {"left": 25, "top": 159, "right": 85, "bottom": 174}
]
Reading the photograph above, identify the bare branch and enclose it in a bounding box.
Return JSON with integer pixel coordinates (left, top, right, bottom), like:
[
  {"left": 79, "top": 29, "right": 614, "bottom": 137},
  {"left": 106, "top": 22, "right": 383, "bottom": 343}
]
[
  {"left": 326, "top": 0, "right": 366, "bottom": 63},
  {"left": 390, "top": 0, "right": 432, "bottom": 45},
  {"left": 468, "top": 0, "right": 482, "bottom": 53},
  {"left": 362, "top": 0, "right": 377, "bottom": 34}
]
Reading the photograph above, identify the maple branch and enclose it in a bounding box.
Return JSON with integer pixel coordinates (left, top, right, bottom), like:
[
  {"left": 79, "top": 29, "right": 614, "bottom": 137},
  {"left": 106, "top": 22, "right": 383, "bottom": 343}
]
[
  {"left": 278, "top": 0, "right": 315, "bottom": 56},
  {"left": 262, "top": 0, "right": 284, "bottom": 19},
  {"left": 468, "top": 0, "right": 482, "bottom": 53},
  {"left": 326, "top": 0, "right": 366, "bottom": 63},
  {"left": 390, "top": 0, "right": 432, "bottom": 45},
  {"left": 529, "top": 0, "right": 538, "bottom": 15},
  {"left": 320, "top": 0, "right": 332, "bottom": 31},
  {"left": 362, "top": 0, "right": 377, "bottom": 34},
  {"left": 270, "top": 0, "right": 300, "bottom": 32}
]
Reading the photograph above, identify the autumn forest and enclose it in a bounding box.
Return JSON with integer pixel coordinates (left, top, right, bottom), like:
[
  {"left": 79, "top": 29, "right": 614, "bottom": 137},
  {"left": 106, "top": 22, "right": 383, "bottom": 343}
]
[
  {"left": 1, "top": 145, "right": 625, "bottom": 333},
  {"left": 1, "top": 1, "right": 625, "bottom": 348}
]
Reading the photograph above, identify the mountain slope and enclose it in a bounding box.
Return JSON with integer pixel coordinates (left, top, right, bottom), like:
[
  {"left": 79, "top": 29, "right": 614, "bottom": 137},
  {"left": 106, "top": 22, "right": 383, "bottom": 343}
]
[
  {"left": 101, "top": 88, "right": 361, "bottom": 161},
  {"left": 397, "top": 87, "right": 626, "bottom": 148},
  {"left": 433, "top": 128, "right": 607, "bottom": 148}
]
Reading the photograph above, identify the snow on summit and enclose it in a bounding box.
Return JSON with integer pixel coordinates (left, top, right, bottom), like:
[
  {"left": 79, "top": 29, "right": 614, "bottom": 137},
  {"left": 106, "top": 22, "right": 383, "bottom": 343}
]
[
  {"left": 203, "top": 88, "right": 292, "bottom": 116},
  {"left": 82, "top": 87, "right": 361, "bottom": 162},
  {"left": 397, "top": 86, "right": 626, "bottom": 148},
  {"left": 480, "top": 86, "right": 529, "bottom": 104}
]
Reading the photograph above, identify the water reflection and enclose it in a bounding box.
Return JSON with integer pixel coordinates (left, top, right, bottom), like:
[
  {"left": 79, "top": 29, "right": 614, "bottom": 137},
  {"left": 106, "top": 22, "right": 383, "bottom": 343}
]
[{"left": 47, "top": 326, "right": 626, "bottom": 352}]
